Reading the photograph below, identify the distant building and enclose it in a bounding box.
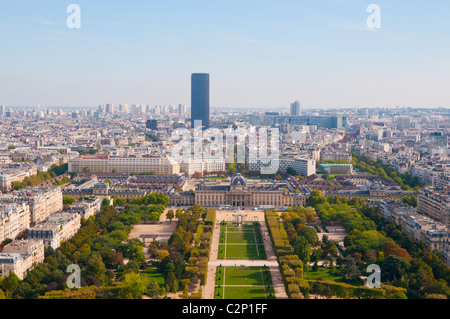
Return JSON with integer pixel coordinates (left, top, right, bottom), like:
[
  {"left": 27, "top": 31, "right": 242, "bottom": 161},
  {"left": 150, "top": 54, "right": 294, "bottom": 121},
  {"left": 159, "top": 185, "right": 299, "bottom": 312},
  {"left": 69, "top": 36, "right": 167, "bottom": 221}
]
[
  {"left": 270, "top": 115, "right": 347, "bottom": 129},
  {"left": 191, "top": 73, "right": 210, "bottom": 129},
  {"left": 279, "top": 157, "right": 316, "bottom": 177},
  {"left": 180, "top": 157, "right": 225, "bottom": 176},
  {"left": 105, "top": 104, "right": 114, "bottom": 114},
  {"left": 290, "top": 101, "right": 301, "bottom": 116},
  {"left": 178, "top": 104, "right": 187, "bottom": 116},
  {"left": 319, "top": 163, "right": 353, "bottom": 175}
]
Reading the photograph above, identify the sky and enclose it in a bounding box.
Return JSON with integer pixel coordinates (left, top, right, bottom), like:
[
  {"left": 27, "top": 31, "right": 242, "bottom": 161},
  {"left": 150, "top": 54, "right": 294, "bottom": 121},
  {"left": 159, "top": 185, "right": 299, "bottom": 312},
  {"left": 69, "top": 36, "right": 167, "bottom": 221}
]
[{"left": 0, "top": 0, "right": 449, "bottom": 109}]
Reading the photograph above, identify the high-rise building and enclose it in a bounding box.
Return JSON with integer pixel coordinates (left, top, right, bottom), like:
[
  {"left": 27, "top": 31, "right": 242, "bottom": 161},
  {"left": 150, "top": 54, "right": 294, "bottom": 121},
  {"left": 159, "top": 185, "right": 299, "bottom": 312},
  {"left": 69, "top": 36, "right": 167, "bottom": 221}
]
[
  {"left": 290, "top": 101, "right": 301, "bottom": 116},
  {"left": 106, "top": 104, "right": 114, "bottom": 114},
  {"left": 179, "top": 104, "right": 187, "bottom": 115},
  {"left": 191, "top": 73, "right": 210, "bottom": 129},
  {"left": 119, "top": 104, "right": 129, "bottom": 114}
]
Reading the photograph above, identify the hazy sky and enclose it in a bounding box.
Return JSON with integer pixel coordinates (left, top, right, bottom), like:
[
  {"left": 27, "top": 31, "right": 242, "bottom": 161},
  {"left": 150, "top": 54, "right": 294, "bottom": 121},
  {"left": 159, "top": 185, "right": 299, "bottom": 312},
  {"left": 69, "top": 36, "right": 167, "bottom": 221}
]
[{"left": 1, "top": 0, "right": 449, "bottom": 109}]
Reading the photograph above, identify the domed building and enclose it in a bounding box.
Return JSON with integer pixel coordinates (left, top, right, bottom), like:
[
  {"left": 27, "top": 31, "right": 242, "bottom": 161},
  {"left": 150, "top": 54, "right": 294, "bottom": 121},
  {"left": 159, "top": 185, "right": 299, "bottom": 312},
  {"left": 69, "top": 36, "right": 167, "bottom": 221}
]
[
  {"left": 230, "top": 173, "right": 246, "bottom": 188},
  {"left": 92, "top": 181, "right": 110, "bottom": 196},
  {"left": 172, "top": 173, "right": 306, "bottom": 208}
]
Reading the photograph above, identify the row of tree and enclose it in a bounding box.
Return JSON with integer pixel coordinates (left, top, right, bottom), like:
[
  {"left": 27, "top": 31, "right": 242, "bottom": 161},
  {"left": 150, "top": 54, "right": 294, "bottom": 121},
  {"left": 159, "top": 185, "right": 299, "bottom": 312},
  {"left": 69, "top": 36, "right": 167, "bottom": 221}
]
[
  {"left": 0, "top": 193, "right": 171, "bottom": 299},
  {"left": 351, "top": 152, "right": 425, "bottom": 192}
]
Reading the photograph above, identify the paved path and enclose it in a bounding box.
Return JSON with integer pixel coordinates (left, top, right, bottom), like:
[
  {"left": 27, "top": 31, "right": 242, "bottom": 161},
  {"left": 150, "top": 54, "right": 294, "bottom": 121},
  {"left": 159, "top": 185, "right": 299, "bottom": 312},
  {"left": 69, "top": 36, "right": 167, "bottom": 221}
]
[{"left": 203, "top": 211, "right": 288, "bottom": 300}]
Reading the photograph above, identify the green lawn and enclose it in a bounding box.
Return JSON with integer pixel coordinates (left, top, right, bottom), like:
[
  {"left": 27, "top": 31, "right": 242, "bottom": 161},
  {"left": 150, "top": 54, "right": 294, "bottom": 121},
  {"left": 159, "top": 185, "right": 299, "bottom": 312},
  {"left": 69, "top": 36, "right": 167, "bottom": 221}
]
[
  {"left": 304, "top": 267, "right": 365, "bottom": 286},
  {"left": 226, "top": 231, "right": 257, "bottom": 244},
  {"left": 222, "top": 286, "right": 275, "bottom": 299},
  {"left": 219, "top": 244, "right": 265, "bottom": 260},
  {"left": 218, "top": 222, "right": 266, "bottom": 260},
  {"left": 141, "top": 268, "right": 165, "bottom": 286},
  {"left": 214, "top": 267, "right": 275, "bottom": 299}
]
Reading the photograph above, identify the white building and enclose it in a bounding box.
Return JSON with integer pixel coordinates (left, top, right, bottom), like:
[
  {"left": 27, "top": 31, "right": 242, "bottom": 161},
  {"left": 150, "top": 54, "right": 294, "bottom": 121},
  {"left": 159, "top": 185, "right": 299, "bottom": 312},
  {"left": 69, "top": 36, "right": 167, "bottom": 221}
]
[
  {"left": 27, "top": 213, "right": 81, "bottom": 249},
  {"left": 0, "top": 203, "right": 30, "bottom": 243},
  {"left": 68, "top": 155, "right": 180, "bottom": 176},
  {"left": 0, "top": 239, "right": 45, "bottom": 280}
]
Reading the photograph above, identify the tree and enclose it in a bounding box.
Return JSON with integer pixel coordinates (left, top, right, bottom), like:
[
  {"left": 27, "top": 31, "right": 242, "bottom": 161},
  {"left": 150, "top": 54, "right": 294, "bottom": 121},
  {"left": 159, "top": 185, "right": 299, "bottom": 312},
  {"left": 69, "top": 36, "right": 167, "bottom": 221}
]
[
  {"left": 63, "top": 196, "right": 77, "bottom": 205},
  {"left": 101, "top": 198, "right": 111, "bottom": 207},
  {"left": 83, "top": 252, "right": 107, "bottom": 283},
  {"left": 286, "top": 167, "right": 297, "bottom": 176},
  {"left": 8, "top": 145, "right": 16, "bottom": 150},
  {"left": 120, "top": 272, "right": 148, "bottom": 299},
  {"left": 166, "top": 210, "right": 174, "bottom": 223},
  {"left": 147, "top": 281, "right": 161, "bottom": 298},
  {"left": 383, "top": 256, "right": 409, "bottom": 282},
  {"left": 156, "top": 250, "right": 170, "bottom": 260},
  {"left": 297, "top": 226, "right": 319, "bottom": 246},
  {"left": 1, "top": 273, "right": 20, "bottom": 295},
  {"left": 292, "top": 237, "right": 310, "bottom": 264},
  {"left": 341, "top": 256, "right": 360, "bottom": 282}
]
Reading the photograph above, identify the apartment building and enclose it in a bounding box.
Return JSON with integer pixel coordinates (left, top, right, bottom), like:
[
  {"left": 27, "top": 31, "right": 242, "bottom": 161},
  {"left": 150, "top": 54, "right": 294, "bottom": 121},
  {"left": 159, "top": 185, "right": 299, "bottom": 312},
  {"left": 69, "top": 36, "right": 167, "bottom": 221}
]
[
  {"left": 27, "top": 213, "right": 81, "bottom": 249},
  {"left": 380, "top": 200, "right": 417, "bottom": 224},
  {"left": 68, "top": 154, "right": 180, "bottom": 175},
  {"left": 0, "top": 239, "right": 44, "bottom": 280},
  {"left": 417, "top": 187, "right": 450, "bottom": 228},
  {"left": 179, "top": 157, "right": 225, "bottom": 176},
  {"left": 0, "top": 186, "right": 63, "bottom": 225},
  {"left": 0, "top": 166, "right": 38, "bottom": 191},
  {"left": 247, "top": 157, "right": 316, "bottom": 177},
  {"left": 402, "top": 212, "right": 449, "bottom": 253},
  {"left": 66, "top": 197, "right": 102, "bottom": 219},
  {"left": 320, "top": 152, "right": 352, "bottom": 162},
  {"left": 0, "top": 203, "right": 30, "bottom": 243}
]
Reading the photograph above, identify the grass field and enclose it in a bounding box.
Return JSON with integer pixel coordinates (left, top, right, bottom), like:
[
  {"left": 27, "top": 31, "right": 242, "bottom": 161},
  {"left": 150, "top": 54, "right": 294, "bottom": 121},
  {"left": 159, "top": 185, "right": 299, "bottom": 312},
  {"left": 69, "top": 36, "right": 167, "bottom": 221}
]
[
  {"left": 218, "top": 222, "right": 266, "bottom": 260},
  {"left": 304, "top": 267, "right": 365, "bottom": 286},
  {"left": 141, "top": 268, "right": 165, "bottom": 286},
  {"left": 214, "top": 266, "right": 275, "bottom": 299}
]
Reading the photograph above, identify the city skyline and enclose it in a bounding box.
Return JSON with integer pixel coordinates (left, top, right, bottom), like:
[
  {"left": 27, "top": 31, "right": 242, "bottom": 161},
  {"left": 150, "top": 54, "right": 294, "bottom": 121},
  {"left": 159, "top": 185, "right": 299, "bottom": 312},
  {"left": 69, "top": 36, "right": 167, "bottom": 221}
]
[{"left": 1, "top": 0, "right": 450, "bottom": 109}]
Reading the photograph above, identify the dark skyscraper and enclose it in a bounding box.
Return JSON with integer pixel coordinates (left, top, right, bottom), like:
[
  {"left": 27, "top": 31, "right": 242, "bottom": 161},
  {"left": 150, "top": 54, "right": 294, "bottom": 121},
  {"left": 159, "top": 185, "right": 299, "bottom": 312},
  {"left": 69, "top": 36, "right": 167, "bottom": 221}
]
[{"left": 191, "top": 73, "right": 210, "bottom": 129}]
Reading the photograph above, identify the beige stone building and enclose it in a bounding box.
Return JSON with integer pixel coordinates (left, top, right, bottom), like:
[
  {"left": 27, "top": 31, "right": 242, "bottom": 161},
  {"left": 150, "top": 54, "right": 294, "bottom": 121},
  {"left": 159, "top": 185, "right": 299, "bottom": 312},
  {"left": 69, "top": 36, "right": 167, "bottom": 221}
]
[
  {"left": 68, "top": 154, "right": 180, "bottom": 176},
  {"left": 0, "top": 239, "right": 45, "bottom": 280},
  {"left": 171, "top": 174, "right": 306, "bottom": 208},
  {"left": 402, "top": 212, "right": 449, "bottom": 254},
  {"left": 0, "top": 186, "right": 63, "bottom": 225},
  {"left": 28, "top": 213, "right": 81, "bottom": 249},
  {"left": 417, "top": 187, "right": 450, "bottom": 228},
  {"left": 0, "top": 203, "right": 30, "bottom": 243}
]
